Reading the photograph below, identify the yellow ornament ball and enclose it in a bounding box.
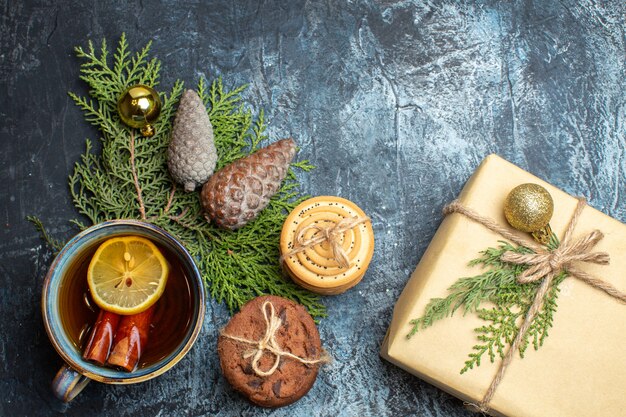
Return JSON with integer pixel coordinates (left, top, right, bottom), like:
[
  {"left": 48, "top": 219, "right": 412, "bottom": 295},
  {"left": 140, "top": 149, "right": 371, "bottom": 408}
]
[
  {"left": 504, "top": 183, "right": 553, "bottom": 233},
  {"left": 117, "top": 85, "right": 162, "bottom": 137}
]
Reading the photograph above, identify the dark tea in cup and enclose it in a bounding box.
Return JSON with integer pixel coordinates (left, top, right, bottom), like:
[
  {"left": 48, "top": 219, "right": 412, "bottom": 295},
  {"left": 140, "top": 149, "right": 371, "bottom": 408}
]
[
  {"left": 59, "top": 238, "right": 195, "bottom": 369},
  {"left": 42, "top": 220, "right": 204, "bottom": 401}
]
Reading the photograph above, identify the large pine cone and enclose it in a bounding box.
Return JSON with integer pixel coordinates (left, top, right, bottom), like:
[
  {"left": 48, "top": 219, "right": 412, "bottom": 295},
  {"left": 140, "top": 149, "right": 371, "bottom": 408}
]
[{"left": 200, "top": 138, "right": 297, "bottom": 230}]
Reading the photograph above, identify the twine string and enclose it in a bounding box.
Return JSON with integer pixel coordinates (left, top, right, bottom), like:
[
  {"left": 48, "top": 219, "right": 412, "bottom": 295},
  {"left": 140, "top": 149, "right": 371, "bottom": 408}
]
[
  {"left": 444, "top": 198, "right": 626, "bottom": 414},
  {"left": 220, "top": 301, "right": 331, "bottom": 377},
  {"left": 280, "top": 216, "right": 370, "bottom": 269}
]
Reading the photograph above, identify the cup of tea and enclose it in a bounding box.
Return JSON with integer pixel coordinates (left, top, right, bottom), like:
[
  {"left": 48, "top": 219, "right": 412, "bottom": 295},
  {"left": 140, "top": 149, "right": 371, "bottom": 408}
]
[{"left": 42, "top": 220, "right": 205, "bottom": 402}]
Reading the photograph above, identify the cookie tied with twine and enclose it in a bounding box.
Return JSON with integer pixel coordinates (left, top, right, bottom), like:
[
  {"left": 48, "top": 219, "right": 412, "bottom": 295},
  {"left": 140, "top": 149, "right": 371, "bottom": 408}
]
[
  {"left": 218, "top": 295, "right": 329, "bottom": 408},
  {"left": 280, "top": 196, "right": 375, "bottom": 295}
]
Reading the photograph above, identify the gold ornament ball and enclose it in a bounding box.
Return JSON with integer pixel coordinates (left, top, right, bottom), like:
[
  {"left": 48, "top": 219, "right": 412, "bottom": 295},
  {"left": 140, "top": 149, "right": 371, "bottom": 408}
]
[
  {"left": 117, "top": 85, "right": 162, "bottom": 136},
  {"left": 504, "top": 183, "right": 554, "bottom": 232}
]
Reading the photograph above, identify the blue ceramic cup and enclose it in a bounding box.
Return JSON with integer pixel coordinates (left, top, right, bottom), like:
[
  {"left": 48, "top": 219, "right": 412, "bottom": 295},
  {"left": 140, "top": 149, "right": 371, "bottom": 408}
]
[{"left": 42, "top": 220, "right": 205, "bottom": 402}]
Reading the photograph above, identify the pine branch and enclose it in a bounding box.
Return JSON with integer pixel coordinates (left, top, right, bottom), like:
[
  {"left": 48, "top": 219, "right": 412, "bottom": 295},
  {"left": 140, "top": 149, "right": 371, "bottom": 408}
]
[
  {"left": 407, "top": 242, "right": 531, "bottom": 337},
  {"left": 32, "top": 35, "right": 325, "bottom": 318},
  {"left": 26, "top": 216, "right": 65, "bottom": 253},
  {"left": 461, "top": 306, "right": 521, "bottom": 373},
  {"left": 407, "top": 238, "right": 566, "bottom": 373}
]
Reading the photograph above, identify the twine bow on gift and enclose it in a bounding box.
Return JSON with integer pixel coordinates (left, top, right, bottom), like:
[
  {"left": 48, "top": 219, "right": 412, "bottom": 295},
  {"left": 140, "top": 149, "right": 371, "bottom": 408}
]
[
  {"left": 501, "top": 228, "right": 626, "bottom": 299},
  {"left": 280, "top": 216, "right": 370, "bottom": 269},
  {"left": 443, "top": 197, "right": 626, "bottom": 414},
  {"left": 220, "top": 301, "right": 331, "bottom": 377}
]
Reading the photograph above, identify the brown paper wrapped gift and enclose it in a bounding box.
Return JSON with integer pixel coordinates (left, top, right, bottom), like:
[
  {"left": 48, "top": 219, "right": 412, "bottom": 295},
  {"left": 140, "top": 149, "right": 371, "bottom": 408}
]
[{"left": 381, "top": 154, "right": 626, "bottom": 417}]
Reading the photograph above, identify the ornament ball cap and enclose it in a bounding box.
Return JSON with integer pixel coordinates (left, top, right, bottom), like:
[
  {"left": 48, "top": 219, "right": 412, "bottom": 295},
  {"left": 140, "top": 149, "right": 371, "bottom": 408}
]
[
  {"left": 504, "top": 183, "right": 554, "bottom": 233},
  {"left": 140, "top": 124, "right": 156, "bottom": 137}
]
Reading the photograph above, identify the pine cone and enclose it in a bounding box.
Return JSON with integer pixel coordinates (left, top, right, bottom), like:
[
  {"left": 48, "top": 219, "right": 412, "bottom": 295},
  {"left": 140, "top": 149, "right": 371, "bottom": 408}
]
[
  {"left": 201, "top": 138, "right": 297, "bottom": 230},
  {"left": 167, "top": 89, "right": 218, "bottom": 192}
]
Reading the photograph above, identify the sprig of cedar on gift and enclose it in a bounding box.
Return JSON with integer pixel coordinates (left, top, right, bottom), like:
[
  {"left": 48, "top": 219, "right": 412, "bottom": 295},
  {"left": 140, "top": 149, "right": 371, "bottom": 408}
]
[
  {"left": 28, "top": 34, "right": 325, "bottom": 319},
  {"left": 408, "top": 239, "right": 566, "bottom": 374}
]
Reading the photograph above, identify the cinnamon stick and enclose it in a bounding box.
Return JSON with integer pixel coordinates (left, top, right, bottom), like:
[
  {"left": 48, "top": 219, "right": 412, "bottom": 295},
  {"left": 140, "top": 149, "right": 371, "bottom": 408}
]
[
  {"left": 106, "top": 305, "right": 155, "bottom": 372},
  {"left": 83, "top": 310, "right": 121, "bottom": 365}
]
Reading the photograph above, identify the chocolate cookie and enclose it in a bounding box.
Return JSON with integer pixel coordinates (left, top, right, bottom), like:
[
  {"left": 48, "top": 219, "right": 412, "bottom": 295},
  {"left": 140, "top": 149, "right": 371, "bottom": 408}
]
[{"left": 218, "top": 295, "right": 323, "bottom": 407}]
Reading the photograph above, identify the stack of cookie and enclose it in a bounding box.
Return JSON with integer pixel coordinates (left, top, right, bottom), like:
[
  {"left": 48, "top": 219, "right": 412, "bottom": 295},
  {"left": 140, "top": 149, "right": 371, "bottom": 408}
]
[{"left": 280, "top": 196, "right": 375, "bottom": 295}]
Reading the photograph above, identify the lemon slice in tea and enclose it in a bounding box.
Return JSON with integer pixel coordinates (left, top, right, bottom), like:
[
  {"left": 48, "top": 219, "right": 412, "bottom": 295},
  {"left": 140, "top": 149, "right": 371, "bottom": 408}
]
[{"left": 87, "top": 236, "right": 169, "bottom": 315}]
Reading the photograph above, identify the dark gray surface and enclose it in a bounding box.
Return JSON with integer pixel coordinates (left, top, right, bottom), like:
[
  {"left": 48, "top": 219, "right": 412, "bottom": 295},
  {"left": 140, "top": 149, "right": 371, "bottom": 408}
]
[{"left": 1, "top": 0, "right": 624, "bottom": 416}]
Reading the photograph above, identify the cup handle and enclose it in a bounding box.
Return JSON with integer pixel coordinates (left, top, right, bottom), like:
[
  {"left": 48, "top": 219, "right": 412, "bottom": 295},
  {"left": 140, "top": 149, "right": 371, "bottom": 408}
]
[{"left": 52, "top": 364, "right": 91, "bottom": 402}]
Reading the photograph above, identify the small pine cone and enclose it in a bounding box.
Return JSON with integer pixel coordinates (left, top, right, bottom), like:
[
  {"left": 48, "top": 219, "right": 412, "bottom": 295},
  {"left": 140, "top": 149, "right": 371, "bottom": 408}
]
[
  {"left": 167, "top": 89, "right": 218, "bottom": 192},
  {"left": 201, "top": 138, "right": 297, "bottom": 230}
]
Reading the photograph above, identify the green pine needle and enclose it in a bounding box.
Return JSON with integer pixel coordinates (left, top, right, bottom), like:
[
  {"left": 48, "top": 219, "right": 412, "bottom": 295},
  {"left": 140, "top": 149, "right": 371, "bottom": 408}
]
[
  {"left": 27, "top": 216, "right": 65, "bottom": 253},
  {"left": 407, "top": 238, "right": 565, "bottom": 373},
  {"left": 31, "top": 34, "right": 325, "bottom": 318}
]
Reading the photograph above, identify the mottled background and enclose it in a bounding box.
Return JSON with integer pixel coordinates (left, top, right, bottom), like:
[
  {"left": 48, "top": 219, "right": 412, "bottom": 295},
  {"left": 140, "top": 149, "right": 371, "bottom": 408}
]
[{"left": 1, "top": 0, "right": 624, "bottom": 416}]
